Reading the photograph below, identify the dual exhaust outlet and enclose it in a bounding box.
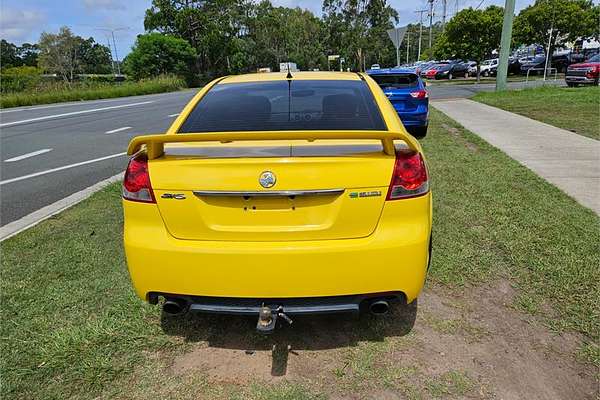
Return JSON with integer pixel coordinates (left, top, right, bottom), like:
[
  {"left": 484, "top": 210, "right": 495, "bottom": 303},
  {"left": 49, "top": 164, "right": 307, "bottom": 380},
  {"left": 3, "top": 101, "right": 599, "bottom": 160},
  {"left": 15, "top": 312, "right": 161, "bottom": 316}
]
[{"left": 161, "top": 298, "right": 390, "bottom": 317}]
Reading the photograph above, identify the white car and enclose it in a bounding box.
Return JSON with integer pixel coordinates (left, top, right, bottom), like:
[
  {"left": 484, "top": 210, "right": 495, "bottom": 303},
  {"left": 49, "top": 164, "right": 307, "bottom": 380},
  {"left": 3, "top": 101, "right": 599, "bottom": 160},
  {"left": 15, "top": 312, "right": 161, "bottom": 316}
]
[
  {"left": 470, "top": 59, "right": 498, "bottom": 77},
  {"left": 370, "top": 64, "right": 381, "bottom": 70}
]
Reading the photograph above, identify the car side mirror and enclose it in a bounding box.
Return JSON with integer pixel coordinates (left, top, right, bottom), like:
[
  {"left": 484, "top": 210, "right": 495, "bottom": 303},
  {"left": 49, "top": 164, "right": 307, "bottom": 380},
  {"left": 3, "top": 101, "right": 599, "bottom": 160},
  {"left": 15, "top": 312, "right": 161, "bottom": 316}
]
[{"left": 422, "top": 81, "right": 427, "bottom": 87}]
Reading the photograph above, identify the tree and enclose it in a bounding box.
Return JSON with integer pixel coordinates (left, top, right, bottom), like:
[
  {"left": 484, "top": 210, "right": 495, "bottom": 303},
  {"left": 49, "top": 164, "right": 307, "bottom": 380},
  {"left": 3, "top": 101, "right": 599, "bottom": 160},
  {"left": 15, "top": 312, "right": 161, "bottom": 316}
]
[
  {"left": 38, "top": 27, "right": 81, "bottom": 82},
  {"left": 322, "top": 0, "right": 397, "bottom": 70},
  {"left": 78, "top": 38, "right": 112, "bottom": 74},
  {"left": 17, "top": 43, "right": 40, "bottom": 67},
  {"left": 123, "top": 33, "right": 197, "bottom": 82},
  {"left": 438, "top": 6, "right": 504, "bottom": 81},
  {"left": 514, "top": 0, "right": 599, "bottom": 67},
  {"left": 1, "top": 39, "right": 19, "bottom": 70},
  {"left": 144, "top": 0, "right": 251, "bottom": 77}
]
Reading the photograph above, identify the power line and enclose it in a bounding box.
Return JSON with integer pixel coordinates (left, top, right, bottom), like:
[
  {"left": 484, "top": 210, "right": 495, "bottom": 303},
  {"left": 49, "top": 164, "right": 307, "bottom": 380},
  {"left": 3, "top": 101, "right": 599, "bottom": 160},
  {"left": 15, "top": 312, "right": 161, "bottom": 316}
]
[{"left": 415, "top": 9, "right": 428, "bottom": 60}]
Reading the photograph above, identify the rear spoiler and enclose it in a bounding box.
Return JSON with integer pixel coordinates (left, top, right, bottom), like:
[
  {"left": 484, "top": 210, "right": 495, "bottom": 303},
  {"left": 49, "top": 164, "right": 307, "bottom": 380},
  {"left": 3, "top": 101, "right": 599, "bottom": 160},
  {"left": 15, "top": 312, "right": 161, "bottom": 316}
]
[{"left": 127, "top": 130, "right": 420, "bottom": 159}]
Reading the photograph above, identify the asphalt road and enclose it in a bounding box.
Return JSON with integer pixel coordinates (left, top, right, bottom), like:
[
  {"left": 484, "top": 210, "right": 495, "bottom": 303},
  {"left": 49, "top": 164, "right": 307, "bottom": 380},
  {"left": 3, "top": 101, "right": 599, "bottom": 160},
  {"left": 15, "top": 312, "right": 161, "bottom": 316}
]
[{"left": 0, "top": 79, "right": 563, "bottom": 226}]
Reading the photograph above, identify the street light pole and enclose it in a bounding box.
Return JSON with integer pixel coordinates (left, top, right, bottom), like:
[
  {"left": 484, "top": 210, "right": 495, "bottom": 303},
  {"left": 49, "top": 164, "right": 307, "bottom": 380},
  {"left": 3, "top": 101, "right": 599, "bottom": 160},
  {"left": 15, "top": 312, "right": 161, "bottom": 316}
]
[
  {"left": 441, "top": 0, "right": 447, "bottom": 31},
  {"left": 495, "top": 0, "right": 516, "bottom": 91},
  {"left": 111, "top": 31, "right": 121, "bottom": 75}
]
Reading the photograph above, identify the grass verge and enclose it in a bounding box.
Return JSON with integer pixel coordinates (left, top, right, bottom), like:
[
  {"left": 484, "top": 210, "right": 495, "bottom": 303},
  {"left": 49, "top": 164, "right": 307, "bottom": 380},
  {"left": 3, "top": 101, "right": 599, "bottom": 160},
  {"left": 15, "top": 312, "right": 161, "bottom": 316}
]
[
  {"left": 0, "top": 75, "right": 188, "bottom": 108},
  {"left": 1, "top": 109, "right": 598, "bottom": 399},
  {"left": 473, "top": 85, "right": 600, "bottom": 139}
]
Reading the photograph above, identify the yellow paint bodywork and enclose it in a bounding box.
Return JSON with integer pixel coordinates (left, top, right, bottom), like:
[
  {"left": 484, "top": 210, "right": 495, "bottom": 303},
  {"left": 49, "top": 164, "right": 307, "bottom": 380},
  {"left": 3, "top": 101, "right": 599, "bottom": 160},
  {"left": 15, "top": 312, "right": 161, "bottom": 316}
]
[{"left": 123, "top": 71, "right": 432, "bottom": 303}]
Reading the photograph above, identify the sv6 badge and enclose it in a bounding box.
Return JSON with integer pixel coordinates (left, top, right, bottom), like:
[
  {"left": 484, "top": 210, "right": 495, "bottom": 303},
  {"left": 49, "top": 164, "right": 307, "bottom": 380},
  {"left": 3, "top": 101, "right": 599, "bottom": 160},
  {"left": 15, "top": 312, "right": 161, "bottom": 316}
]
[{"left": 161, "top": 193, "right": 186, "bottom": 200}]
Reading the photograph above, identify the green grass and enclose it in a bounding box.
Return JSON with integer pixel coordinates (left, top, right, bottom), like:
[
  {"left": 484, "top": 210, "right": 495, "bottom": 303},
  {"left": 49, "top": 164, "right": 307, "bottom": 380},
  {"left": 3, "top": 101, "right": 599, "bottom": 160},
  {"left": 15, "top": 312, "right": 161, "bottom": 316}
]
[
  {"left": 473, "top": 85, "right": 600, "bottom": 139},
  {"left": 1, "top": 109, "right": 598, "bottom": 399},
  {"left": 0, "top": 75, "right": 188, "bottom": 108}
]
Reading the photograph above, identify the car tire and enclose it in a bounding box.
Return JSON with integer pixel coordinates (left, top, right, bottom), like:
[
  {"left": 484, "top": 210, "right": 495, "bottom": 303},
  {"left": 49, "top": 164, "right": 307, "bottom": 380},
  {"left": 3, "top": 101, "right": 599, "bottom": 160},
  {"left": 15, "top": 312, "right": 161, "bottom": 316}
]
[
  {"left": 483, "top": 70, "right": 489, "bottom": 77},
  {"left": 408, "top": 126, "right": 428, "bottom": 139}
]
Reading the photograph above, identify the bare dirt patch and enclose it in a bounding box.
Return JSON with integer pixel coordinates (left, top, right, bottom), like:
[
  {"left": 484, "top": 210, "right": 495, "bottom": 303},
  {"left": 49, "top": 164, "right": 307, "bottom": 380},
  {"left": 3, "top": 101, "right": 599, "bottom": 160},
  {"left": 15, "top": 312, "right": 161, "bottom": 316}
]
[{"left": 161, "top": 280, "right": 596, "bottom": 399}]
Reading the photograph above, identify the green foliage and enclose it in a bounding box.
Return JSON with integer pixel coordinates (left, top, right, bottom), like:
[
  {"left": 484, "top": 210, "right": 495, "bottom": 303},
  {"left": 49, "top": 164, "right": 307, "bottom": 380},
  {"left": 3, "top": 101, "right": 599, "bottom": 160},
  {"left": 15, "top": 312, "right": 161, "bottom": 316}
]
[
  {"left": 38, "top": 26, "right": 113, "bottom": 81},
  {"left": 322, "top": 0, "right": 398, "bottom": 70},
  {"left": 123, "top": 33, "right": 197, "bottom": 84},
  {"left": 0, "top": 66, "right": 43, "bottom": 93},
  {"left": 438, "top": 6, "right": 504, "bottom": 63},
  {"left": 1, "top": 39, "right": 19, "bottom": 69},
  {"left": 0, "top": 75, "right": 186, "bottom": 108},
  {"left": 514, "top": 0, "right": 599, "bottom": 52}
]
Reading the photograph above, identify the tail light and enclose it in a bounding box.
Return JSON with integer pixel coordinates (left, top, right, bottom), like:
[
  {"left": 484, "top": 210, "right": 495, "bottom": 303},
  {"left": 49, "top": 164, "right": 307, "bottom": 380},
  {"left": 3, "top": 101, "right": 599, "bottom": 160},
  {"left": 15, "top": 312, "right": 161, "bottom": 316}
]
[
  {"left": 386, "top": 150, "right": 429, "bottom": 200},
  {"left": 410, "top": 90, "right": 428, "bottom": 99},
  {"left": 123, "top": 153, "right": 155, "bottom": 203}
]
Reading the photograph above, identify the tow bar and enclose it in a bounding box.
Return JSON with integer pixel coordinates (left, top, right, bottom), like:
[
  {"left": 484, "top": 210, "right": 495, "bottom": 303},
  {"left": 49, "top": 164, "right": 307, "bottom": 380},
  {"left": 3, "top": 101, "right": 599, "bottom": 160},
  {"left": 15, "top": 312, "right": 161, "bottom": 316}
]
[{"left": 256, "top": 305, "right": 293, "bottom": 334}]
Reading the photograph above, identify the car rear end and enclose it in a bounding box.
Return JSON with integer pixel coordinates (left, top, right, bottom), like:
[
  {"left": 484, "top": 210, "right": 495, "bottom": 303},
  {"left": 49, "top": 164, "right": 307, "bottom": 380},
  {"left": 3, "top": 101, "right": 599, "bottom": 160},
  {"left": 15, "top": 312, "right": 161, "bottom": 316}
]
[
  {"left": 367, "top": 69, "right": 429, "bottom": 137},
  {"left": 122, "top": 72, "right": 432, "bottom": 323}
]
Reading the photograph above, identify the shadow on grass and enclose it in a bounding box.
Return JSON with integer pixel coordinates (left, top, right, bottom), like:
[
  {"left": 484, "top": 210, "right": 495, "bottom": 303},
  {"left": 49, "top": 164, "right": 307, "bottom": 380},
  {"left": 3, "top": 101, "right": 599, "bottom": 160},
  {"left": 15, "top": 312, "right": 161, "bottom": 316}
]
[{"left": 160, "top": 300, "right": 417, "bottom": 376}]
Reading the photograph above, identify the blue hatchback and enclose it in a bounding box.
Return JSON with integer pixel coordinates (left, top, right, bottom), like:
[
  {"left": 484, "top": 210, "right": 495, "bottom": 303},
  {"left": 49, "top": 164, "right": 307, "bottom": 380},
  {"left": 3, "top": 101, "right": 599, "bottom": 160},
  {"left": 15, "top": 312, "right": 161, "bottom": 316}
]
[{"left": 367, "top": 68, "right": 429, "bottom": 138}]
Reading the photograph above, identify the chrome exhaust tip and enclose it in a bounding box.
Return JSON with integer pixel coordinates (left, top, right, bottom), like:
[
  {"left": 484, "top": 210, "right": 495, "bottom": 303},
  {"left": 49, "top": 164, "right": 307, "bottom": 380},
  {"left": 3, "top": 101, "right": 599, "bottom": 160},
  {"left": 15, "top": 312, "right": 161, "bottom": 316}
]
[
  {"left": 369, "top": 300, "right": 389, "bottom": 315},
  {"left": 162, "top": 299, "right": 188, "bottom": 316}
]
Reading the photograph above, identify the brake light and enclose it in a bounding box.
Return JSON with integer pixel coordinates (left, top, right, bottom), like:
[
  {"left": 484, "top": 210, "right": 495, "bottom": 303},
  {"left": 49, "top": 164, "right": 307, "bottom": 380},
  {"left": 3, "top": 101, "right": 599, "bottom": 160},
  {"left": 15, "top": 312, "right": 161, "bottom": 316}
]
[
  {"left": 386, "top": 150, "right": 429, "bottom": 200},
  {"left": 123, "top": 153, "right": 155, "bottom": 203},
  {"left": 410, "top": 90, "right": 428, "bottom": 99}
]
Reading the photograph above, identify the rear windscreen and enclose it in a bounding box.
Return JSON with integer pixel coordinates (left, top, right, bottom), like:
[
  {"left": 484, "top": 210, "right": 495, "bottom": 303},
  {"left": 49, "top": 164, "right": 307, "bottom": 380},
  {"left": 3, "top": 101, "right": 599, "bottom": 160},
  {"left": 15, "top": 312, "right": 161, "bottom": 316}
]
[
  {"left": 178, "top": 80, "right": 386, "bottom": 133},
  {"left": 370, "top": 73, "right": 418, "bottom": 89}
]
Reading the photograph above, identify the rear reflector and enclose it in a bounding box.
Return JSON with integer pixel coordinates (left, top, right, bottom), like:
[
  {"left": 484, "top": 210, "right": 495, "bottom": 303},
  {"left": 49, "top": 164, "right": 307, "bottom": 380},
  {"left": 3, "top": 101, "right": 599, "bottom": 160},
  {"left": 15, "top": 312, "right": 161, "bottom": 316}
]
[
  {"left": 386, "top": 150, "right": 429, "bottom": 200},
  {"left": 123, "top": 153, "right": 155, "bottom": 203},
  {"left": 409, "top": 90, "right": 428, "bottom": 99}
]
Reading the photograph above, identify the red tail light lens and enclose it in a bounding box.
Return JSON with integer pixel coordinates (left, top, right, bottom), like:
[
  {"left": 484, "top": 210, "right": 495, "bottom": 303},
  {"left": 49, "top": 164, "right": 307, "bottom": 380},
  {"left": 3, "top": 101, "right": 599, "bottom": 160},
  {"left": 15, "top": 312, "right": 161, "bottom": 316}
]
[
  {"left": 386, "top": 150, "right": 429, "bottom": 200},
  {"left": 410, "top": 90, "right": 428, "bottom": 99},
  {"left": 123, "top": 153, "right": 155, "bottom": 203}
]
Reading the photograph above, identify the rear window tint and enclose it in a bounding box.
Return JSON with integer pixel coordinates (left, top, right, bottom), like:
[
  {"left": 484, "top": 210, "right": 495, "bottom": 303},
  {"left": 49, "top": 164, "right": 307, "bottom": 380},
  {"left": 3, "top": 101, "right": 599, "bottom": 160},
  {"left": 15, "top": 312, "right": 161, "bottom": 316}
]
[
  {"left": 178, "top": 80, "right": 386, "bottom": 133},
  {"left": 370, "top": 73, "right": 418, "bottom": 89}
]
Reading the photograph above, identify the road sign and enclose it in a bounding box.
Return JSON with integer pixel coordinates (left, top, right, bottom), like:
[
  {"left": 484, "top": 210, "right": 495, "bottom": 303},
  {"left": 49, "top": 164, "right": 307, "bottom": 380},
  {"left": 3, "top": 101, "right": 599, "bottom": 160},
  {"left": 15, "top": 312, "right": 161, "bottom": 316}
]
[
  {"left": 387, "top": 26, "right": 408, "bottom": 67},
  {"left": 328, "top": 55, "right": 340, "bottom": 61},
  {"left": 387, "top": 27, "right": 407, "bottom": 49}
]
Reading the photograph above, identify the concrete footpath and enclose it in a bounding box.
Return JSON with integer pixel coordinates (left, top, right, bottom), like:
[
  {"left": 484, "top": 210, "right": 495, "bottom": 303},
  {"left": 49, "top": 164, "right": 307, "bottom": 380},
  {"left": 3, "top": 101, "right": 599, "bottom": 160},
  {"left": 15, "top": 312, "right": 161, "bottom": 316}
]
[{"left": 432, "top": 99, "right": 600, "bottom": 215}]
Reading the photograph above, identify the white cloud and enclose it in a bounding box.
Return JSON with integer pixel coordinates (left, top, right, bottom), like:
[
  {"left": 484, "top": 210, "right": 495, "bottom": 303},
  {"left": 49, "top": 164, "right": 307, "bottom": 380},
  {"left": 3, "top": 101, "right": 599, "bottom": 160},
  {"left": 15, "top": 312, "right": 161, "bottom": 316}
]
[
  {"left": 0, "top": 8, "right": 45, "bottom": 43},
  {"left": 83, "top": 0, "right": 126, "bottom": 11}
]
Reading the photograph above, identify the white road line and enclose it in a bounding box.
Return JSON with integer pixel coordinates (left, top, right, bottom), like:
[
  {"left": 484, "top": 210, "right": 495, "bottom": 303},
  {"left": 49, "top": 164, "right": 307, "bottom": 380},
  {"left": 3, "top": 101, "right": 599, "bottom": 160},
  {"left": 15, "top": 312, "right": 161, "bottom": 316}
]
[
  {"left": 0, "top": 101, "right": 154, "bottom": 128},
  {"left": 0, "top": 152, "right": 126, "bottom": 186},
  {"left": 4, "top": 148, "right": 53, "bottom": 162},
  {"left": 168, "top": 113, "right": 180, "bottom": 117},
  {"left": 0, "top": 172, "right": 124, "bottom": 241},
  {"left": 105, "top": 126, "right": 132, "bottom": 134}
]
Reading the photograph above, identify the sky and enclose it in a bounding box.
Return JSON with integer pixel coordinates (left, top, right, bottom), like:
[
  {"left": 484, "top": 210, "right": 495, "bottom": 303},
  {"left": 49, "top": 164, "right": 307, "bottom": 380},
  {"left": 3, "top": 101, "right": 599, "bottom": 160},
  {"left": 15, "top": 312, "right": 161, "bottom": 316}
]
[{"left": 1, "top": 0, "right": 539, "bottom": 59}]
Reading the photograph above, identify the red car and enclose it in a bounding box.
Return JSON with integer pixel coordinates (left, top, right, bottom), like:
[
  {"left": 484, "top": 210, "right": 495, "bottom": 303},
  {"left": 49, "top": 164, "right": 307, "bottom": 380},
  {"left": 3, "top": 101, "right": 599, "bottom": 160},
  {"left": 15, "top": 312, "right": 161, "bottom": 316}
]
[{"left": 565, "top": 54, "right": 600, "bottom": 86}]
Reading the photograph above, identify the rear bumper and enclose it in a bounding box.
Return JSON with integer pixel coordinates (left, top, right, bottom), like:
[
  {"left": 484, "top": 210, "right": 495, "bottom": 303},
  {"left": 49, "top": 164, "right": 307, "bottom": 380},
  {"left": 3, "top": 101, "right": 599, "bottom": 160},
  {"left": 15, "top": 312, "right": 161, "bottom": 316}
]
[
  {"left": 123, "top": 193, "right": 432, "bottom": 303},
  {"left": 149, "top": 292, "right": 405, "bottom": 315},
  {"left": 394, "top": 104, "right": 428, "bottom": 127}
]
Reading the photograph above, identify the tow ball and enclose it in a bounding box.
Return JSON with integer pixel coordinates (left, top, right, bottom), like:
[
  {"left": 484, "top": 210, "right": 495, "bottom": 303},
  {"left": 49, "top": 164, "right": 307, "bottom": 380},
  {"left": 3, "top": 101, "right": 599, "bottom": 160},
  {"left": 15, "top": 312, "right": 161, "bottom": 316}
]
[{"left": 256, "top": 305, "right": 293, "bottom": 334}]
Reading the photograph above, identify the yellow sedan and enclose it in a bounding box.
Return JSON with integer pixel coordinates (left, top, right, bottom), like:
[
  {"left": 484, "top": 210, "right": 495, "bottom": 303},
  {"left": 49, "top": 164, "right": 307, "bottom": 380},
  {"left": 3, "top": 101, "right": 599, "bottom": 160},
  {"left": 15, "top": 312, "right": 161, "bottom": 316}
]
[{"left": 122, "top": 71, "right": 432, "bottom": 332}]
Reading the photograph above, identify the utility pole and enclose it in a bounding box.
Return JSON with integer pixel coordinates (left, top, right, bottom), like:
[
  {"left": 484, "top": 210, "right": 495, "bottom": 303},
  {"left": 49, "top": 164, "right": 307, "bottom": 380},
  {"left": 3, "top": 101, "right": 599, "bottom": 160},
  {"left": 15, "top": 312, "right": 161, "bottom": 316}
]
[
  {"left": 415, "top": 9, "right": 427, "bottom": 60},
  {"left": 406, "top": 31, "right": 410, "bottom": 64},
  {"left": 428, "top": 0, "right": 434, "bottom": 49},
  {"left": 441, "top": 0, "right": 447, "bottom": 31},
  {"left": 496, "top": 0, "right": 516, "bottom": 91}
]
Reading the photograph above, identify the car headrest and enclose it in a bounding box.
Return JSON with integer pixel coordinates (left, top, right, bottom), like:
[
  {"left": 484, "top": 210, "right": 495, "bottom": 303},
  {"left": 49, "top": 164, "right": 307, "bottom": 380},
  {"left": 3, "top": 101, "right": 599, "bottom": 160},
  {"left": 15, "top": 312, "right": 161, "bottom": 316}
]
[{"left": 322, "top": 94, "right": 358, "bottom": 117}]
